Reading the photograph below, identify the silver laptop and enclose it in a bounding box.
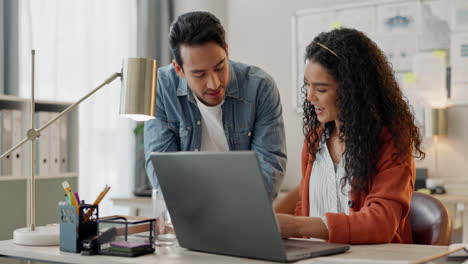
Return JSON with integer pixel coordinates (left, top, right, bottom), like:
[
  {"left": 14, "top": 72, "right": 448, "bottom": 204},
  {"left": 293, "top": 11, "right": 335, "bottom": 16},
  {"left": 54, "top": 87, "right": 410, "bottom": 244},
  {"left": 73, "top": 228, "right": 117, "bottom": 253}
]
[{"left": 150, "top": 151, "right": 349, "bottom": 262}]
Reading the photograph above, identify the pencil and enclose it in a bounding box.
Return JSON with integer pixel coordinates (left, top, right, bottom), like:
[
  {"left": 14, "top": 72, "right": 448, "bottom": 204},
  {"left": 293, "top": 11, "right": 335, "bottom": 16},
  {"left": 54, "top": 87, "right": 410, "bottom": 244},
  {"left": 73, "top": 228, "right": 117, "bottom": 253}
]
[{"left": 84, "top": 185, "right": 111, "bottom": 221}]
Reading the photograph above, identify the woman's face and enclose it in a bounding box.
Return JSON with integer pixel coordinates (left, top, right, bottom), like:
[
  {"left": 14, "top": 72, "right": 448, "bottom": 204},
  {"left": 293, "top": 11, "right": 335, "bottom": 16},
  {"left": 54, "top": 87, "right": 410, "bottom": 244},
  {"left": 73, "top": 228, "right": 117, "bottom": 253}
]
[{"left": 304, "top": 60, "right": 339, "bottom": 124}]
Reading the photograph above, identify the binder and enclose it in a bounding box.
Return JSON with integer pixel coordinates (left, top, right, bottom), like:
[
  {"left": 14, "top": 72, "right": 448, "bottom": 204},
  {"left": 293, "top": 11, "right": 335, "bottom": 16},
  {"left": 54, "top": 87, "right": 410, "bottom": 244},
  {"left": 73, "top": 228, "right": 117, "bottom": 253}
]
[
  {"left": 11, "top": 110, "right": 23, "bottom": 176},
  {"left": 0, "top": 110, "right": 13, "bottom": 176},
  {"left": 49, "top": 112, "right": 60, "bottom": 176},
  {"left": 35, "top": 111, "right": 50, "bottom": 176},
  {"left": 58, "top": 114, "right": 68, "bottom": 173}
]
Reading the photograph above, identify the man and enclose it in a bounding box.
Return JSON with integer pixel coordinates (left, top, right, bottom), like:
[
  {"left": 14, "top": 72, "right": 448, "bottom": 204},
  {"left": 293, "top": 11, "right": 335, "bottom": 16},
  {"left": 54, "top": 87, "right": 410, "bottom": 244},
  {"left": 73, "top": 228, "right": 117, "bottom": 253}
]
[{"left": 144, "top": 11, "right": 286, "bottom": 199}]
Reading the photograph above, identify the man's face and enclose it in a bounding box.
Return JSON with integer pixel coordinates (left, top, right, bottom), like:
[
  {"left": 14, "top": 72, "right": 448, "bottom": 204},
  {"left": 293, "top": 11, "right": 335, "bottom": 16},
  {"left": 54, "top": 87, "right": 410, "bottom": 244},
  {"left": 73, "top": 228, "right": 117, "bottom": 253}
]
[{"left": 173, "top": 42, "right": 229, "bottom": 106}]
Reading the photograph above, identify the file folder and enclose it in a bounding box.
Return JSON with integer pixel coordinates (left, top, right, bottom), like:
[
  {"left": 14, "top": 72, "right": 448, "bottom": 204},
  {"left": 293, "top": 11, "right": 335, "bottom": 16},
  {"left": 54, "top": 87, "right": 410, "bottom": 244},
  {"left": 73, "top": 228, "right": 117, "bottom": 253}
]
[
  {"left": 0, "top": 110, "right": 12, "bottom": 176},
  {"left": 11, "top": 110, "right": 23, "bottom": 176},
  {"left": 49, "top": 112, "right": 60, "bottom": 176},
  {"left": 35, "top": 111, "right": 50, "bottom": 176},
  {"left": 58, "top": 114, "right": 68, "bottom": 173}
]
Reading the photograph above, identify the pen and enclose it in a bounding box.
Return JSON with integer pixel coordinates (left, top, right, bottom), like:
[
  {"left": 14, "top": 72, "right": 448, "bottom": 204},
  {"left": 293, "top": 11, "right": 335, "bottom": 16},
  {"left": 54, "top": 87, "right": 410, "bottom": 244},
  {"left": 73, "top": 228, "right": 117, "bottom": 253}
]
[
  {"left": 74, "top": 192, "right": 80, "bottom": 205},
  {"left": 62, "top": 181, "right": 79, "bottom": 211},
  {"left": 64, "top": 194, "right": 71, "bottom": 205}
]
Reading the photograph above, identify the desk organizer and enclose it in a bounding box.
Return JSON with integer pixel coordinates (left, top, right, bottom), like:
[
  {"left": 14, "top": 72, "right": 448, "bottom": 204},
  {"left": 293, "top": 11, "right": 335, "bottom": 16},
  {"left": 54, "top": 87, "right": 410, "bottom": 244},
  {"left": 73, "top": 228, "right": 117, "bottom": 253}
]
[
  {"left": 59, "top": 203, "right": 99, "bottom": 253},
  {"left": 97, "top": 216, "right": 156, "bottom": 257}
]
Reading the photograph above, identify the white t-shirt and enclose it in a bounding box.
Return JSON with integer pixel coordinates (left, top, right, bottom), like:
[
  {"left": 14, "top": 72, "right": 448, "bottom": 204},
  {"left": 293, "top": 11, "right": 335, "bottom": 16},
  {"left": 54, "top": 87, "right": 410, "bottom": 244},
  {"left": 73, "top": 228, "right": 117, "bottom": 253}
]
[{"left": 194, "top": 95, "right": 230, "bottom": 152}]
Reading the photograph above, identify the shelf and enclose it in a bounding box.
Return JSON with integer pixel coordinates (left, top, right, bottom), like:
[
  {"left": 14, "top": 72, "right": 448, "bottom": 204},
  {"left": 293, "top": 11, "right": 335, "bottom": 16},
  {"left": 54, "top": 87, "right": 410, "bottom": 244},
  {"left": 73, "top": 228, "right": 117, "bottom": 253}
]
[
  {"left": 0, "top": 94, "right": 28, "bottom": 102},
  {"left": 0, "top": 94, "right": 80, "bottom": 239},
  {"left": 34, "top": 99, "right": 75, "bottom": 112},
  {"left": 0, "top": 95, "right": 74, "bottom": 112},
  {"left": 0, "top": 173, "right": 78, "bottom": 181},
  {"left": 0, "top": 95, "right": 28, "bottom": 110}
]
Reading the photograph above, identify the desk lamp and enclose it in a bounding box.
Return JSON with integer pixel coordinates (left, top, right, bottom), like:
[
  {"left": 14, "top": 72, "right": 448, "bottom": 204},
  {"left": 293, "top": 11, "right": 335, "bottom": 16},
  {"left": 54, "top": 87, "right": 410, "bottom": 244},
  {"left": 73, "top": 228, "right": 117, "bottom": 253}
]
[
  {"left": 425, "top": 107, "right": 447, "bottom": 182},
  {"left": 0, "top": 50, "right": 158, "bottom": 245},
  {"left": 425, "top": 107, "right": 447, "bottom": 138}
]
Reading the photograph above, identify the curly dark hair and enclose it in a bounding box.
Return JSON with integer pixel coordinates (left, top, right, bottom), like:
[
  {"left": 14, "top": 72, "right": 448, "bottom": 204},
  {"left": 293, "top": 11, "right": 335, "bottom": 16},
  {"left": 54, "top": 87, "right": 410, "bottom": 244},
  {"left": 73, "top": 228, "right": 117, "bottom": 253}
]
[{"left": 302, "top": 28, "right": 425, "bottom": 193}]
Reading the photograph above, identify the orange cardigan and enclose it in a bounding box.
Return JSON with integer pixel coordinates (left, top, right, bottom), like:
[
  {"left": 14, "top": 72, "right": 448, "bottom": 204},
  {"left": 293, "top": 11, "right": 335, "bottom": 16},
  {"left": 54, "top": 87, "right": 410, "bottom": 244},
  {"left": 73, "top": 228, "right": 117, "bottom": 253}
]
[{"left": 294, "top": 129, "right": 415, "bottom": 244}]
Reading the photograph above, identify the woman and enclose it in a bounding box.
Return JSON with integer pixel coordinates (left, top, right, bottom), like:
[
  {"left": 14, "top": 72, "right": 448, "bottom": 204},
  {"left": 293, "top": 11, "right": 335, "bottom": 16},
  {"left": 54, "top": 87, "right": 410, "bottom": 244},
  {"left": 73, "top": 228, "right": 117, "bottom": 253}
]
[{"left": 275, "top": 28, "right": 425, "bottom": 244}]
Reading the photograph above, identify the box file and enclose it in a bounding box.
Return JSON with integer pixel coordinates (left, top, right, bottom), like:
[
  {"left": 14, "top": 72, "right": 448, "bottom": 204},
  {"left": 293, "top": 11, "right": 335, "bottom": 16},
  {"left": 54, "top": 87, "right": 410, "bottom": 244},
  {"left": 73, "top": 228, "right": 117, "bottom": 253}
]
[
  {"left": 0, "top": 110, "right": 12, "bottom": 176},
  {"left": 11, "top": 110, "right": 23, "bottom": 176}
]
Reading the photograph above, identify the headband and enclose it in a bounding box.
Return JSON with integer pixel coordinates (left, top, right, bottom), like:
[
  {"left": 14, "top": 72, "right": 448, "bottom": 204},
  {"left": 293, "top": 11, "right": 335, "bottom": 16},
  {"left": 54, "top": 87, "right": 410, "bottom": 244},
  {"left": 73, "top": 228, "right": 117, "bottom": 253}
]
[{"left": 313, "top": 41, "right": 338, "bottom": 57}]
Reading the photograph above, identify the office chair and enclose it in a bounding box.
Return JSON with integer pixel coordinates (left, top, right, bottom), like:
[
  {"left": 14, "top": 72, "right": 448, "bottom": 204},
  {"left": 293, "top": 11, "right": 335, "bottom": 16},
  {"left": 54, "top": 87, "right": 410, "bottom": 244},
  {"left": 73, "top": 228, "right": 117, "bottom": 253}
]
[{"left": 409, "top": 192, "right": 452, "bottom": 245}]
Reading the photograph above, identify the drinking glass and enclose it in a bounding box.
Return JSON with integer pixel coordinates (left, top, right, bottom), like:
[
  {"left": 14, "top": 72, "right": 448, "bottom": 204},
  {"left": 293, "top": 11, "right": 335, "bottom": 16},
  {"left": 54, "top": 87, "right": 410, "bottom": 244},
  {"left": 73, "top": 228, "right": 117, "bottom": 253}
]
[{"left": 152, "top": 186, "right": 176, "bottom": 246}]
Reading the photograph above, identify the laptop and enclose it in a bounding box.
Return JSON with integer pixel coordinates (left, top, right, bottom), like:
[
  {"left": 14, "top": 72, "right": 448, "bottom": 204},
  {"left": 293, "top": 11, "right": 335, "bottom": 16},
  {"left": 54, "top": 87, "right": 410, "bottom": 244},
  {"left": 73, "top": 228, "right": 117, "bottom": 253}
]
[{"left": 150, "top": 151, "right": 349, "bottom": 262}]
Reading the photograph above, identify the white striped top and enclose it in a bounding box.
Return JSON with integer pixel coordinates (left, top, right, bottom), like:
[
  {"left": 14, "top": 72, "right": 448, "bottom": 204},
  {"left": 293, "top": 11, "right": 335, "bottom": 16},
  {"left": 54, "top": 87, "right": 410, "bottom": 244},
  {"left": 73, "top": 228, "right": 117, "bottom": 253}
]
[{"left": 309, "top": 136, "right": 351, "bottom": 226}]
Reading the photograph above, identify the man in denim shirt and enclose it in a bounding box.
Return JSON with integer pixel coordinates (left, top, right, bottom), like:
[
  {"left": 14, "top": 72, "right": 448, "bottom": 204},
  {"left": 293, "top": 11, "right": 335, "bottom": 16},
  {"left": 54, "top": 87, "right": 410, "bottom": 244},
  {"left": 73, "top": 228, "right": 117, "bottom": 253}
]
[{"left": 144, "top": 11, "right": 286, "bottom": 199}]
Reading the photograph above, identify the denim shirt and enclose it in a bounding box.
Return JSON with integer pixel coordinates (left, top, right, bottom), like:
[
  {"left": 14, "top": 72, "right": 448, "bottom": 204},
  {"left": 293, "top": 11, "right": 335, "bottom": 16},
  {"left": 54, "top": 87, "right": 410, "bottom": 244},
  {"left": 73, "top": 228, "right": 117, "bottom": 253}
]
[{"left": 144, "top": 60, "right": 287, "bottom": 199}]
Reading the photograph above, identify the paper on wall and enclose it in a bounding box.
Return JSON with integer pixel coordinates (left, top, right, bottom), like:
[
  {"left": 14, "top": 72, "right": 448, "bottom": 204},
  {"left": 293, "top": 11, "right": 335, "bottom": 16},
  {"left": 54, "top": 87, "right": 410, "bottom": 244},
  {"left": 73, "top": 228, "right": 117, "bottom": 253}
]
[
  {"left": 450, "top": 33, "right": 468, "bottom": 67},
  {"left": 295, "top": 12, "right": 335, "bottom": 110},
  {"left": 412, "top": 52, "right": 447, "bottom": 107},
  {"left": 296, "top": 12, "right": 334, "bottom": 48},
  {"left": 335, "top": 6, "right": 376, "bottom": 38},
  {"left": 419, "top": 0, "right": 450, "bottom": 50},
  {"left": 450, "top": 0, "right": 468, "bottom": 32},
  {"left": 377, "top": 35, "right": 419, "bottom": 72},
  {"left": 377, "top": 2, "right": 419, "bottom": 35},
  {"left": 395, "top": 72, "right": 425, "bottom": 128},
  {"left": 450, "top": 66, "right": 468, "bottom": 104}
]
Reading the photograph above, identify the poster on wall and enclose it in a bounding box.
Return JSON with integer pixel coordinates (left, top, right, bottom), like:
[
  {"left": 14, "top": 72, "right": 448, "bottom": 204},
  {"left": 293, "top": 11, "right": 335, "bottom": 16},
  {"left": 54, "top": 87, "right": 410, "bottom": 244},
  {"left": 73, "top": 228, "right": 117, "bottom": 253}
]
[
  {"left": 450, "top": 67, "right": 468, "bottom": 104},
  {"left": 451, "top": 0, "right": 468, "bottom": 32},
  {"left": 335, "top": 6, "right": 376, "bottom": 39},
  {"left": 395, "top": 72, "right": 425, "bottom": 128},
  {"left": 412, "top": 52, "right": 447, "bottom": 107},
  {"left": 377, "top": 2, "right": 419, "bottom": 35},
  {"left": 376, "top": 35, "right": 419, "bottom": 72},
  {"left": 450, "top": 32, "right": 468, "bottom": 104},
  {"left": 376, "top": 2, "right": 420, "bottom": 72},
  {"left": 419, "top": 0, "right": 450, "bottom": 50},
  {"left": 293, "top": 11, "right": 335, "bottom": 111},
  {"left": 450, "top": 33, "right": 468, "bottom": 66}
]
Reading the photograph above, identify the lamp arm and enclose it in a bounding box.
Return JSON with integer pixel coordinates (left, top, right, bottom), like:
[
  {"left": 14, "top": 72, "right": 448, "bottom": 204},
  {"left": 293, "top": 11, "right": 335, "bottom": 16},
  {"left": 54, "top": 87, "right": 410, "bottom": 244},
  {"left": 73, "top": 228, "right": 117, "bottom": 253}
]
[
  {"left": 37, "top": 72, "right": 122, "bottom": 134},
  {"left": 0, "top": 72, "right": 122, "bottom": 161}
]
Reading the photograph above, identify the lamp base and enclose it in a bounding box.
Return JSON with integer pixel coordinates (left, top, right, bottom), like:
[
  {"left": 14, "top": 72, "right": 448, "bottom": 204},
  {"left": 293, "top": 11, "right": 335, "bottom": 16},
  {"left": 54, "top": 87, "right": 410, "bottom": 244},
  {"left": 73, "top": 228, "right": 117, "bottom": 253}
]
[{"left": 13, "top": 225, "right": 59, "bottom": 246}]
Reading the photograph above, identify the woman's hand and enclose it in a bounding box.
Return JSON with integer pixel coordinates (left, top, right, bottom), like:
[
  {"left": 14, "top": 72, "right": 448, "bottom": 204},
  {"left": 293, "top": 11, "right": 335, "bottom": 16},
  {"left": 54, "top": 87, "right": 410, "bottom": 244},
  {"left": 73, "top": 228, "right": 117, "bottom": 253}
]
[
  {"left": 276, "top": 214, "right": 329, "bottom": 240},
  {"left": 276, "top": 213, "right": 301, "bottom": 238}
]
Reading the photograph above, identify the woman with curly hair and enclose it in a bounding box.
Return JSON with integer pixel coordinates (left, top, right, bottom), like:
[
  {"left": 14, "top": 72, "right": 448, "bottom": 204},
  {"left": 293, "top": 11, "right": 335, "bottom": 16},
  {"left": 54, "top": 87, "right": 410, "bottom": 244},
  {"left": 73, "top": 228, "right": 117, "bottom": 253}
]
[{"left": 274, "top": 28, "right": 425, "bottom": 244}]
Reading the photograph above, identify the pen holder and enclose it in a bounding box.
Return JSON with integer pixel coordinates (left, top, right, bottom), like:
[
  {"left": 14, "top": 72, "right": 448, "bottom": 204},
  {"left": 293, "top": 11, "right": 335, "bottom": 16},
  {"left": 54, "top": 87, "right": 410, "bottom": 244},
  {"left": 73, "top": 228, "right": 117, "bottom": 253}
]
[{"left": 59, "top": 203, "right": 99, "bottom": 253}]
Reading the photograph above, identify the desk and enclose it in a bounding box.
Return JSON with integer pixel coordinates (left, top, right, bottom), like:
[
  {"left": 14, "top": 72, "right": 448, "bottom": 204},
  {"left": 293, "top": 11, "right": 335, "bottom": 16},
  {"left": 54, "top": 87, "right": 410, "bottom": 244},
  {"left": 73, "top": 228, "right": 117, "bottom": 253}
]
[
  {"left": 0, "top": 240, "right": 448, "bottom": 264},
  {"left": 433, "top": 194, "right": 468, "bottom": 243}
]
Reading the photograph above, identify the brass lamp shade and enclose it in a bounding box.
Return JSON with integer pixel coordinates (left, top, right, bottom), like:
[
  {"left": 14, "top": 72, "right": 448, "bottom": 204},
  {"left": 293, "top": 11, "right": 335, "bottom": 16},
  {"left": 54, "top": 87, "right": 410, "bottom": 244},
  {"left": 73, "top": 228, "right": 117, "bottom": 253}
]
[{"left": 120, "top": 58, "right": 158, "bottom": 121}]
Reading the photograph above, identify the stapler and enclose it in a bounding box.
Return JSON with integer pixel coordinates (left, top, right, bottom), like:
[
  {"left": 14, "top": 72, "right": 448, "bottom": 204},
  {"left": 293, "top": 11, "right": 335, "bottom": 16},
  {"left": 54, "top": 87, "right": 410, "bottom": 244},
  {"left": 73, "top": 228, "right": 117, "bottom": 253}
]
[{"left": 81, "top": 227, "right": 117, "bottom": 255}]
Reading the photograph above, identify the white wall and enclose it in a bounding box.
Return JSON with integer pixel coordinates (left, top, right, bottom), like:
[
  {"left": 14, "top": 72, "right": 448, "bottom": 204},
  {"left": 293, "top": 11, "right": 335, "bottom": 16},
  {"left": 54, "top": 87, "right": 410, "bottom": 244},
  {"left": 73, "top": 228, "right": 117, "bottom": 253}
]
[{"left": 174, "top": 0, "right": 227, "bottom": 29}]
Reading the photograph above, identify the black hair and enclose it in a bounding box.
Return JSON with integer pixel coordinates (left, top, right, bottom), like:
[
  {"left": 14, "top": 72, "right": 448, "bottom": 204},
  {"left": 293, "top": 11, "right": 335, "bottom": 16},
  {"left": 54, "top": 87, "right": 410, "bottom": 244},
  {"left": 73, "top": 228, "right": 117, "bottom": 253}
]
[
  {"left": 302, "top": 28, "right": 425, "bottom": 193},
  {"left": 169, "top": 11, "right": 226, "bottom": 68}
]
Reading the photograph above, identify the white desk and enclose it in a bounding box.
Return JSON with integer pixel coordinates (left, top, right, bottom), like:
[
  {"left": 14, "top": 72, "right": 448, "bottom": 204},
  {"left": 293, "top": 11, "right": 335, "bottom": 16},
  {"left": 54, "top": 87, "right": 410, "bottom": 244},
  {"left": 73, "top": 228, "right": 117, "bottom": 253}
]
[
  {"left": 0, "top": 240, "right": 448, "bottom": 264},
  {"left": 433, "top": 194, "right": 468, "bottom": 243}
]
